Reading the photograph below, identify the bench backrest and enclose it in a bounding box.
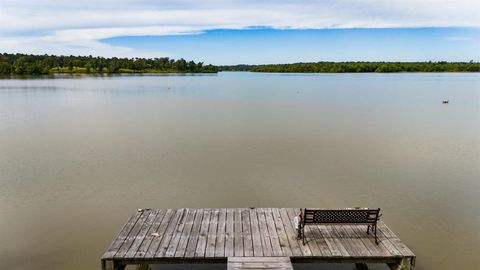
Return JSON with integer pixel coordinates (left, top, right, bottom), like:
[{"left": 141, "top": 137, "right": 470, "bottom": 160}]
[{"left": 303, "top": 208, "right": 380, "bottom": 225}]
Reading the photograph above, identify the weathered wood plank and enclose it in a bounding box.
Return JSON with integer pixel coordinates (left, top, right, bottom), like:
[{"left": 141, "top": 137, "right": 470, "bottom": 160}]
[
  {"left": 229, "top": 257, "right": 291, "bottom": 262},
  {"left": 194, "top": 208, "right": 212, "bottom": 257},
  {"left": 271, "top": 208, "right": 292, "bottom": 256},
  {"left": 103, "top": 208, "right": 415, "bottom": 268},
  {"left": 134, "top": 209, "right": 167, "bottom": 258},
  {"left": 234, "top": 208, "right": 244, "bottom": 257},
  {"left": 332, "top": 225, "right": 361, "bottom": 257},
  {"left": 316, "top": 225, "right": 344, "bottom": 257},
  {"left": 249, "top": 208, "right": 263, "bottom": 257},
  {"left": 375, "top": 223, "right": 403, "bottom": 257},
  {"left": 377, "top": 235, "right": 403, "bottom": 257},
  {"left": 349, "top": 225, "right": 390, "bottom": 257},
  {"left": 185, "top": 208, "right": 204, "bottom": 258},
  {"left": 156, "top": 209, "right": 185, "bottom": 257},
  {"left": 173, "top": 208, "right": 197, "bottom": 257},
  {"left": 125, "top": 210, "right": 159, "bottom": 258},
  {"left": 205, "top": 208, "right": 220, "bottom": 258},
  {"left": 264, "top": 208, "right": 283, "bottom": 256},
  {"left": 285, "top": 208, "right": 313, "bottom": 257},
  {"left": 278, "top": 208, "right": 303, "bottom": 257},
  {"left": 242, "top": 208, "right": 254, "bottom": 257},
  {"left": 324, "top": 225, "right": 350, "bottom": 257},
  {"left": 115, "top": 209, "right": 153, "bottom": 258},
  {"left": 102, "top": 211, "right": 143, "bottom": 259},
  {"left": 228, "top": 256, "right": 293, "bottom": 270},
  {"left": 225, "top": 208, "right": 235, "bottom": 257},
  {"left": 310, "top": 225, "right": 333, "bottom": 256},
  {"left": 144, "top": 209, "right": 175, "bottom": 258},
  {"left": 322, "top": 225, "right": 350, "bottom": 257},
  {"left": 377, "top": 222, "right": 415, "bottom": 257},
  {"left": 166, "top": 208, "right": 194, "bottom": 257},
  {"left": 214, "top": 208, "right": 227, "bottom": 258},
  {"left": 378, "top": 221, "right": 396, "bottom": 238},
  {"left": 303, "top": 224, "right": 323, "bottom": 256},
  {"left": 256, "top": 208, "right": 273, "bottom": 257},
  {"left": 389, "top": 237, "right": 415, "bottom": 257},
  {"left": 342, "top": 225, "right": 372, "bottom": 257}
]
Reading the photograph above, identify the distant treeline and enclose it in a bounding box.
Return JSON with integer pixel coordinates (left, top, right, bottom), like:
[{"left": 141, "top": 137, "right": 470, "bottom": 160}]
[
  {"left": 0, "top": 53, "right": 218, "bottom": 75},
  {"left": 220, "top": 61, "right": 480, "bottom": 73},
  {"left": 3, "top": 54, "right": 479, "bottom": 75},
  {"left": 219, "top": 64, "right": 253, "bottom": 71}
]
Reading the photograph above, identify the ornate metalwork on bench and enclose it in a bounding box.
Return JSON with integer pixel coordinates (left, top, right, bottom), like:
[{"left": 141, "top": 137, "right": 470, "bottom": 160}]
[{"left": 297, "top": 208, "right": 382, "bottom": 245}]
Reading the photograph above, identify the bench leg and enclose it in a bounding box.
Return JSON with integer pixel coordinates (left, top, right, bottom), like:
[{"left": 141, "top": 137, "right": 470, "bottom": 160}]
[
  {"left": 302, "top": 226, "right": 306, "bottom": 245},
  {"left": 367, "top": 224, "right": 378, "bottom": 244}
]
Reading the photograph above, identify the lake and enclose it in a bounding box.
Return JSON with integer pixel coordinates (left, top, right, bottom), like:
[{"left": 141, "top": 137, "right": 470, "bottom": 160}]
[{"left": 0, "top": 72, "right": 479, "bottom": 270}]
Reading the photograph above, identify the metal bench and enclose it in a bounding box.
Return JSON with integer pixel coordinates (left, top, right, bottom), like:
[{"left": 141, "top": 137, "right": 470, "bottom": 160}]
[{"left": 297, "top": 208, "right": 382, "bottom": 245}]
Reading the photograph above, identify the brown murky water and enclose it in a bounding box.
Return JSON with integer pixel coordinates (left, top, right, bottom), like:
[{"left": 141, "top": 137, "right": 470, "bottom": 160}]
[{"left": 0, "top": 73, "right": 479, "bottom": 270}]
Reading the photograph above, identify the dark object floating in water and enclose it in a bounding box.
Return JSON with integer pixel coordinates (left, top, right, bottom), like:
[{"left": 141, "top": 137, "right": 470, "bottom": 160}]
[{"left": 442, "top": 99, "right": 449, "bottom": 104}]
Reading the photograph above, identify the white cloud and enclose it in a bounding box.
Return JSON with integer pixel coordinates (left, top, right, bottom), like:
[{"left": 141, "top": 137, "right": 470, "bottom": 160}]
[
  {"left": 0, "top": 36, "right": 146, "bottom": 58},
  {"left": 0, "top": 0, "right": 479, "bottom": 57}
]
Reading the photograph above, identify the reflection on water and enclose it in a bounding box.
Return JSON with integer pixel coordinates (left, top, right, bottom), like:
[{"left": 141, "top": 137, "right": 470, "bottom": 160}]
[{"left": 0, "top": 73, "right": 479, "bottom": 270}]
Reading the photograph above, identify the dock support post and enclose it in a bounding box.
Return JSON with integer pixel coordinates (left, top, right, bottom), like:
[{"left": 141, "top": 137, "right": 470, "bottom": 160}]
[
  {"left": 354, "top": 263, "right": 369, "bottom": 270},
  {"left": 102, "top": 260, "right": 126, "bottom": 270},
  {"left": 137, "top": 264, "right": 150, "bottom": 270},
  {"left": 388, "top": 257, "right": 412, "bottom": 270},
  {"left": 102, "top": 260, "right": 113, "bottom": 270},
  {"left": 102, "top": 260, "right": 115, "bottom": 270}
]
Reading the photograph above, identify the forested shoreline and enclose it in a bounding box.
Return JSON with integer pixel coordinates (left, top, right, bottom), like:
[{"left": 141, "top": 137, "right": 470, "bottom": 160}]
[
  {"left": 2, "top": 53, "right": 479, "bottom": 76},
  {"left": 221, "top": 61, "right": 480, "bottom": 73},
  {"left": 0, "top": 53, "right": 218, "bottom": 75}
]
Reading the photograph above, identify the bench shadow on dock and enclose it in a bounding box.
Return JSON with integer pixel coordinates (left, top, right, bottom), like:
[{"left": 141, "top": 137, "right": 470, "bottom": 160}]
[{"left": 101, "top": 208, "right": 415, "bottom": 270}]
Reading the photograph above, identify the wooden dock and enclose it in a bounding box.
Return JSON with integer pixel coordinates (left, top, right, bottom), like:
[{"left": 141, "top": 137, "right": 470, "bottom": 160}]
[{"left": 101, "top": 208, "right": 415, "bottom": 270}]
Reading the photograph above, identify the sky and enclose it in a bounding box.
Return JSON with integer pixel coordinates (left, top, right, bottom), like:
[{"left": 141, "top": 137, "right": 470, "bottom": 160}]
[{"left": 1, "top": 0, "right": 479, "bottom": 64}]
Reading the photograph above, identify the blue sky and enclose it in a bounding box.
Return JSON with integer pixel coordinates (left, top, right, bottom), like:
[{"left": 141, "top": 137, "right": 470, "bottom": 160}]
[
  {"left": 104, "top": 28, "right": 480, "bottom": 65},
  {"left": 1, "top": 0, "right": 479, "bottom": 64}
]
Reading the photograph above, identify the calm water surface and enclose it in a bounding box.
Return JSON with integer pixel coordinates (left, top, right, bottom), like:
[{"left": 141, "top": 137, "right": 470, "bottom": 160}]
[{"left": 0, "top": 72, "right": 479, "bottom": 270}]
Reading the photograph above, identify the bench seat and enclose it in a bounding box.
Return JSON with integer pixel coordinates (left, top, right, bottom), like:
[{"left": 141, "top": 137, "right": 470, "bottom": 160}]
[{"left": 297, "top": 208, "right": 381, "bottom": 245}]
